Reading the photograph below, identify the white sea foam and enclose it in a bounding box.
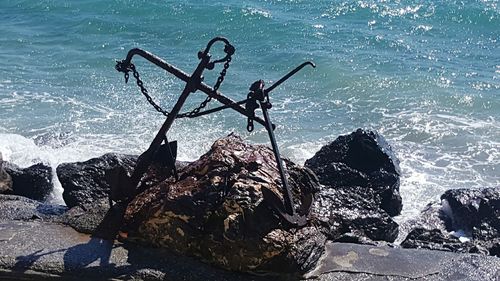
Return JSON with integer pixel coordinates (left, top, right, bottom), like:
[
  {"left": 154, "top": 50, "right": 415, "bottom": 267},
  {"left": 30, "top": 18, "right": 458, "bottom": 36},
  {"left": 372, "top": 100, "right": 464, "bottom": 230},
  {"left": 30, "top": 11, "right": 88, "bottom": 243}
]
[
  {"left": 242, "top": 7, "right": 271, "bottom": 18},
  {"left": 450, "top": 230, "right": 472, "bottom": 243},
  {"left": 0, "top": 132, "right": 152, "bottom": 204}
]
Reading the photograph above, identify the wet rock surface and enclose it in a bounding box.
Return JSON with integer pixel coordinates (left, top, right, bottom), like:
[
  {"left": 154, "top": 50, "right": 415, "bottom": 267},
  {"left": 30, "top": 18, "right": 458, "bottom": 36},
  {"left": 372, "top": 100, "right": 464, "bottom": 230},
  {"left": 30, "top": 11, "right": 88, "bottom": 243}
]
[
  {"left": 311, "top": 188, "right": 399, "bottom": 243},
  {"left": 57, "top": 153, "right": 138, "bottom": 208},
  {"left": 305, "top": 129, "right": 402, "bottom": 216},
  {"left": 402, "top": 187, "right": 500, "bottom": 257},
  {"left": 304, "top": 129, "right": 401, "bottom": 244},
  {"left": 3, "top": 162, "right": 53, "bottom": 201}
]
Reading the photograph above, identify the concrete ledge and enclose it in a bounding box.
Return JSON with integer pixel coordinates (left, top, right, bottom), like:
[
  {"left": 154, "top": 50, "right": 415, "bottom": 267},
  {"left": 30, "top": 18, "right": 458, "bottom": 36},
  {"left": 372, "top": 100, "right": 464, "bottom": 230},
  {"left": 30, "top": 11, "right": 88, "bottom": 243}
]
[{"left": 0, "top": 220, "right": 499, "bottom": 281}]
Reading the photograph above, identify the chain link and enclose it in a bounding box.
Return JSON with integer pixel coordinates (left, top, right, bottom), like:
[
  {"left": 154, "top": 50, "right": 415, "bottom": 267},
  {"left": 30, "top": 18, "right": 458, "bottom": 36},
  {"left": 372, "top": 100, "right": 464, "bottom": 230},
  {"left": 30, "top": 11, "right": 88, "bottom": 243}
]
[
  {"left": 127, "top": 55, "right": 232, "bottom": 119},
  {"left": 177, "top": 57, "right": 232, "bottom": 118},
  {"left": 129, "top": 64, "right": 170, "bottom": 117}
]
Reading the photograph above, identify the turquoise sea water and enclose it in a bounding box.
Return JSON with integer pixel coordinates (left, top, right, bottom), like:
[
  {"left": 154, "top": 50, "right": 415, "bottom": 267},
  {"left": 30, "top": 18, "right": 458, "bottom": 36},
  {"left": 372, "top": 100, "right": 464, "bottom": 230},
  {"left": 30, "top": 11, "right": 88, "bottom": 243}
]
[{"left": 0, "top": 1, "right": 498, "bottom": 218}]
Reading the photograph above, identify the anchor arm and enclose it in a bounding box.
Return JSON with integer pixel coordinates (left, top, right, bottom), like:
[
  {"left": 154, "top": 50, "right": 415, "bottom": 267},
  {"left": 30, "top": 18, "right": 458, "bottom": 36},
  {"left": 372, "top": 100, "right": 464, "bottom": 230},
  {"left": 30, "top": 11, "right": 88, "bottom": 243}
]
[
  {"left": 265, "top": 61, "right": 316, "bottom": 95},
  {"left": 247, "top": 70, "right": 316, "bottom": 226},
  {"left": 246, "top": 81, "right": 309, "bottom": 226}
]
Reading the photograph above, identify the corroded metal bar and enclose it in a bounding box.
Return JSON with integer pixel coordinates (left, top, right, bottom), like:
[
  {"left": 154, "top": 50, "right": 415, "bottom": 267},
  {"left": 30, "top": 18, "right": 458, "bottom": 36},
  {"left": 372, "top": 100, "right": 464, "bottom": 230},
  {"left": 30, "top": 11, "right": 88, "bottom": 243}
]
[
  {"left": 128, "top": 50, "right": 211, "bottom": 193},
  {"left": 265, "top": 61, "right": 316, "bottom": 94}
]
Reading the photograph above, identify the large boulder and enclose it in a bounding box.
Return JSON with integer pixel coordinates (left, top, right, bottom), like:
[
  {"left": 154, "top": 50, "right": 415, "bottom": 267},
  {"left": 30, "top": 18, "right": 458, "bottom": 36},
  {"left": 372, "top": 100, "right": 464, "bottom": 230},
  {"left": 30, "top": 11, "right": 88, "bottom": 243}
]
[
  {"left": 305, "top": 129, "right": 402, "bottom": 216},
  {"left": 3, "top": 162, "right": 53, "bottom": 201},
  {"left": 402, "top": 187, "right": 500, "bottom": 257},
  {"left": 122, "top": 134, "right": 325, "bottom": 275},
  {"left": 57, "top": 153, "right": 138, "bottom": 208},
  {"left": 0, "top": 153, "right": 13, "bottom": 194}
]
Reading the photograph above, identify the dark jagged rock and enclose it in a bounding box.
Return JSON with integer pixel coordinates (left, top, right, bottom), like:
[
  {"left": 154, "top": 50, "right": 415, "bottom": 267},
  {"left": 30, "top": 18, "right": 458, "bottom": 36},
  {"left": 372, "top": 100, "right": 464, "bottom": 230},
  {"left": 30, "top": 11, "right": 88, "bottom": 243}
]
[
  {"left": 311, "top": 188, "right": 399, "bottom": 243},
  {"left": 441, "top": 188, "right": 500, "bottom": 239},
  {"left": 61, "top": 199, "right": 128, "bottom": 240},
  {"left": 441, "top": 187, "right": 500, "bottom": 256},
  {"left": 397, "top": 202, "right": 450, "bottom": 245},
  {"left": 0, "top": 153, "right": 13, "bottom": 194},
  {"left": 123, "top": 134, "right": 325, "bottom": 276},
  {"left": 305, "top": 129, "right": 402, "bottom": 216},
  {"left": 401, "top": 228, "right": 467, "bottom": 253},
  {"left": 57, "top": 152, "right": 185, "bottom": 208},
  {"left": 402, "top": 187, "right": 500, "bottom": 257},
  {"left": 0, "top": 194, "right": 67, "bottom": 222},
  {"left": 57, "top": 153, "right": 138, "bottom": 208},
  {"left": 3, "top": 162, "right": 53, "bottom": 201}
]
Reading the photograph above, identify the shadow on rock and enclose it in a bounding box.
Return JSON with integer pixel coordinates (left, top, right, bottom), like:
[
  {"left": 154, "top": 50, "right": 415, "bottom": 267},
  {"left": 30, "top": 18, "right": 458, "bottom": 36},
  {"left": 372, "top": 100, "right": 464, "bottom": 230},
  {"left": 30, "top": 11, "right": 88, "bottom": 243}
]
[
  {"left": 63, "top": 237, "right": 115, "bottom": 270},
  {"left": 62, "top": 204, "right": 126, "bottom": 273},
  {"left": 14, "top": 248, "right": 66, "bottom": 272}
]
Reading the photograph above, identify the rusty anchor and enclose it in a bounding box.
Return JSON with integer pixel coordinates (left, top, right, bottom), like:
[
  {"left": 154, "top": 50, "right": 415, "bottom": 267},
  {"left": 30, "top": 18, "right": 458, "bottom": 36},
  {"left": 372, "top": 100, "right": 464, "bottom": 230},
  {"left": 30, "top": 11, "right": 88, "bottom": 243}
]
[{"left": 115, "top": 37, "right": 315, "bottom": 227}]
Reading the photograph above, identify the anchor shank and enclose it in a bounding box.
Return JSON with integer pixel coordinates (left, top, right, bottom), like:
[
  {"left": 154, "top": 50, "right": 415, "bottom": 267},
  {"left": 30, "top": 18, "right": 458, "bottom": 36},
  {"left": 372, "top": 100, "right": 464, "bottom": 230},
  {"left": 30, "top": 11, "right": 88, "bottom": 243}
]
[
  {"left": 129, "top": 54, "right": 211, "bottom": 191},
  {"left": 123, "top": 48, "right": 191, "bottom": 82},
  {"left": 260, "top": 100, "right": 295, "bottom": 216}
]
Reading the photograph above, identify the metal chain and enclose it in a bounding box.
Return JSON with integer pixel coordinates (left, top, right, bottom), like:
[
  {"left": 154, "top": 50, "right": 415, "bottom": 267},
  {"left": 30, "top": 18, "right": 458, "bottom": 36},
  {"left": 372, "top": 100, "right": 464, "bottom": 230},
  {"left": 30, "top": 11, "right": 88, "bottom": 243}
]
[
  {"left": 127, "top": 53, "right": 232, "bottom": 119},
  {"left": 129, "top": 64, "right": 170, "bottom": 117},
  {"left": 177, "top": 57, "right": 232, "bottom": 118}
]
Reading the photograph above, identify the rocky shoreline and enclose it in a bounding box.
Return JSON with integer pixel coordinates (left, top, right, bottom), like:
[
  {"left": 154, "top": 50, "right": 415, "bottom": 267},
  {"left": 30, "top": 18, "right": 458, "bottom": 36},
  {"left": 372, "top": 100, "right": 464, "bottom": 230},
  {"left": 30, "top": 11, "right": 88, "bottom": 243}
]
[{"left": 1, "top": 129, "right": 498, "bottom": 280}]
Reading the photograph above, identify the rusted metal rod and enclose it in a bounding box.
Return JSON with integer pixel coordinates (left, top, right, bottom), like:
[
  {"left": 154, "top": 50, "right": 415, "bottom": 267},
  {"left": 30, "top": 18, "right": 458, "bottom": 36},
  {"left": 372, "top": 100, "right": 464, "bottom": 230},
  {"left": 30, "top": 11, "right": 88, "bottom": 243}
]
[
  {"left": 265, "top": 61, "right": 316, "bottom": 94},
  {"left": 128, "top": 53, "right": 210, "bottom": 192}
]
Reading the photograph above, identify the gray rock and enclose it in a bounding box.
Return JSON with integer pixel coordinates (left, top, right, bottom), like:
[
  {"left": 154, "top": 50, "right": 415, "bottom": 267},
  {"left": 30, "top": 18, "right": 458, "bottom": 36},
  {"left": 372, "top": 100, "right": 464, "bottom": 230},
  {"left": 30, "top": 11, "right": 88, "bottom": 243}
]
[
  {"left": 397, "top": 202, "right": 450, "bottom": 244},
  {"left": 3, "top": 162, "right": 53, "bottom": 201},
  {"left": 0, "top": 194, "right": 66, "bottom": 222},
  {"left": 441, "top": 188, "right": 500, "bottom": 237},
  {"left": 61, "top": 199, "right": 128, "bottom": 240},
  {"left": 398, "top": 202, "right": 468, "bottom": 252},
  {"left": 305, "top": 129, "right": 402, "bottom": 216},
  {"left": 400, "top": 228, "right": 470, "bottom": 253},
  {"left": 61, "top": 200, "right": 111, "bottom": 234},
  {"left": 1, "top": 220, "right": 499, "bottom": 281},
  {"left": 0, "top": 220, "right": 268, "bottom": 281},
  {"left": 442, "top": 187, "right": 500, "bottom": 256}
]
